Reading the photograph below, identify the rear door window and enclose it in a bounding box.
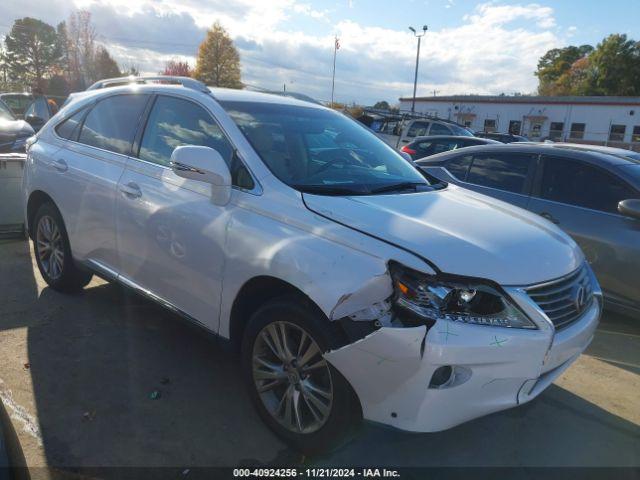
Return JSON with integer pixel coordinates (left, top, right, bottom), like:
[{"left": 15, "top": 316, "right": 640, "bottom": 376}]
[
  {"left": 406, "top": 121, "right": 430, "bottom": 138},
  {"left": 445, "top": 155, "right": 472, "bottom": 180},
  {"left": 466, "top": 152, "right": 534, "bottom": 194},
  {"left": 78, "top": 94, "right": 149, "bottom": 155},
  {"left": 538, "top": 156, "right": 637, "bottom": 214},
  {"left": 429, "top": 123, "right": 451, "bottom": 135}
]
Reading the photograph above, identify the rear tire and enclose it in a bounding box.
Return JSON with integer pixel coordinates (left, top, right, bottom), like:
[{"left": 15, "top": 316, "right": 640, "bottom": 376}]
[
  {"left": 241, "top": 295, "right": 361, "bottom": 454},
  {"left": 32, "top": 202, "right": 92, "bottom": 293}
]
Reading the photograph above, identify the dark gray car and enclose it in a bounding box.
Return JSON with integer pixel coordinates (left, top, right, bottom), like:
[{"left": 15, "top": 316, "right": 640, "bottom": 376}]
[
  {"left": 417, "top": 143, "right": 640, "bottom": 317},
  {"left": 399, "top": 135, "right": 500, "bottom": 160},
  {"left": 0, "top": 99, "right": 34, "bottom": 153}
]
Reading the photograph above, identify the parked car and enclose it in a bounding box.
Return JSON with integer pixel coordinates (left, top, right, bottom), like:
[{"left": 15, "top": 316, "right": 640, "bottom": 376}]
[
  {"left": 0, "top": 93, "right": 60, "bottom": 131},
  {"left": 0, "top": 93, "right": 34, "bottom": 119},
  {"left": 398, "top": 118, "right": 473, "bottom": 146},
  {"left": 399, "top": 135, "right": 500, "bottom": 160},
  {"left": 545, "top": 142, "right": 640, "bottom": 161},
  {"left": 475, "top": 131, "right": 529, "bottom": 143},
  {"left": 0, "top": 99, "right": 34, "bottom": 153},
  {"left": 417, "top": 143, "right": 640, "bottom": 316},
  {"left": 23, "top": 76, "right": 601, "bottom": 452}
]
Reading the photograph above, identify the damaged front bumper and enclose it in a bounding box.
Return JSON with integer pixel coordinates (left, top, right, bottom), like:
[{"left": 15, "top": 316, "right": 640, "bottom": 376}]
[{"left": 324, "top": 291, "right": 601, "bottom": 432}]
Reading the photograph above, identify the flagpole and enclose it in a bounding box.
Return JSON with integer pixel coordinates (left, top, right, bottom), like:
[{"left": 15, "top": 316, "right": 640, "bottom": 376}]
[{"left": 331, "top": 36, "right": 338, "bottom": 108}]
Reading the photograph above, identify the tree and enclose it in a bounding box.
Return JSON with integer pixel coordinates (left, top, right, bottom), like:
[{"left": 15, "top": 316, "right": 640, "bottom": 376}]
[
  {"left": 121, "top": 64, "right": 140, "bottom": 76},
  {"left": 588, "top": 34, "right": 640, "bottom": 96},
  {"left": 93, "top": 45, "right": 121, "bottom": 79},
  {"left": 535, "top": 35, "right": 640, "bottom": 96},
  {"left": 373, "top": 100, "right": 390, "bottom": 110},
  {"left": 64, "top": 10, "right": 97, "bottom": 89},
  {"left": 194, "top": 22, "right": 242, "bottom": 88},
  {"left": 160, "top": 59, "right": 192, "bottom": 77},
  {"left": 535, "top": 45, "right": 592, "bottom": 95},
  {"left": 4, "top": 17, "right": 62, "bottom": 90}
]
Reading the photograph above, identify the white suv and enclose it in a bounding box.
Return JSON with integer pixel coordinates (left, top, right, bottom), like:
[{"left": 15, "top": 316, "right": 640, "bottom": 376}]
[{"left": 23, "top": 76, "right": 601, "bottom": 453}]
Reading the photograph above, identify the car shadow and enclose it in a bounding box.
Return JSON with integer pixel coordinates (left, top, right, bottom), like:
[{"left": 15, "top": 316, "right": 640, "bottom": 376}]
[
  {"left": 588, "top": 310, "right": 640, "bottom": 375},
  {"left": 0, "top": 238, "right": 638, "bottom": 475}
]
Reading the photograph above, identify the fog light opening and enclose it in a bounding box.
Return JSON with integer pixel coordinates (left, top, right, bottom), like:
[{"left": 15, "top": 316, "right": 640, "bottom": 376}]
[{"left": 429, "top": 365, "right": 454, "bottom": 388}]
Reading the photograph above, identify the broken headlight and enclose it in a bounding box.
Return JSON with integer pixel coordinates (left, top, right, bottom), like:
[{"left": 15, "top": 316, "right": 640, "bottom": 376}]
[{"left": 390, "top": 263, "right": 536, "bottom": 329}]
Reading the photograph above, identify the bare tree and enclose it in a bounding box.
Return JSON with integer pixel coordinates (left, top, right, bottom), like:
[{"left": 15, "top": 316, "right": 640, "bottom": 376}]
[{"left": 65, "top": 11, "right": 97, "bottom": 89}]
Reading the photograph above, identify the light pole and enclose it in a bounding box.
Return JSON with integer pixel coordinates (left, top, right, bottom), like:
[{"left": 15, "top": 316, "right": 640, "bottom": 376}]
[{"left": 409, "top": 25, "right": 428, "bottom": 115}]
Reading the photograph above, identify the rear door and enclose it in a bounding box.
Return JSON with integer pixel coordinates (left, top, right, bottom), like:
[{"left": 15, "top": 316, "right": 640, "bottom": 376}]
[
  {"left": 451, "top": 151, "right": 537, "bottom": 208},
  {"left": 528, "top": 155, "right": 640, "bottom": 310},
  {"left": 53, "top": 93, "right": 150, "bottom": 273}
]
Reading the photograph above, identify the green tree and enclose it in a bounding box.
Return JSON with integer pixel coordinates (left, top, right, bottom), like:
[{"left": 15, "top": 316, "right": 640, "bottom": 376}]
[
  {"left": 588, "top": 34, "right": 640, "bottom": 96},
  {"left": 373, "top": 100, "right": 390, "bottom": 110},
  {"left": 4, "top": 17, "right": 62, "bottom": 90},
  {"left": 194, "top": 22, "right": 242, "bottom": 88},
  {"left": 535, "top": 45, "right": 593, "bottom": 95}
]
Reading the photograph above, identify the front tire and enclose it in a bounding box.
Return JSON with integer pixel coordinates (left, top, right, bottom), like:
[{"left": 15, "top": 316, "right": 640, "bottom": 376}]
[
  {"left": 241, "top": 296, "right": 361, "bottom": 454},
  {"left": 32, "top": 202, "right": 92, "bottom": 293}
]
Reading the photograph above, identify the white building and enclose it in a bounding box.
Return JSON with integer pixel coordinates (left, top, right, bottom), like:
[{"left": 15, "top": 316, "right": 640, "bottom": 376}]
[{"left": 398, "top": 95, "right": 640, "bottom": 150}]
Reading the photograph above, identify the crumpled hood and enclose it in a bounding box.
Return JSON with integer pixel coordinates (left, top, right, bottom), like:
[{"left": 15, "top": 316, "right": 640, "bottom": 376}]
[{"left": 303, "top": 185, "right": 583, "bottom": 286}]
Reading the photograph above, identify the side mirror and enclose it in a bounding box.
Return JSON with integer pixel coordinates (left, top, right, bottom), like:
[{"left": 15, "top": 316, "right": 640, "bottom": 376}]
[
  {"left": 25, "top": 114, "right": 44, "bottom": 127},
  {"left": 618, "top": 199, "right": 640, "bottom": 220},
  {"left": 170, "top": 145, "right": 232, "bottom": 205}
]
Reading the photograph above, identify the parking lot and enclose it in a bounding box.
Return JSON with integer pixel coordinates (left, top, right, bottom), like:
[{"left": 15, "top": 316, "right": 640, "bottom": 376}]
[{"left": 0, "top": 237, "right": 638, "bottom": 478}]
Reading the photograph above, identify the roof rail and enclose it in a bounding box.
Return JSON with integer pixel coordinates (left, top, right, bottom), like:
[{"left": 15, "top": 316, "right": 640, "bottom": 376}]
[{"left": 86, "top": 76, "right": 208, "bottom": 93}]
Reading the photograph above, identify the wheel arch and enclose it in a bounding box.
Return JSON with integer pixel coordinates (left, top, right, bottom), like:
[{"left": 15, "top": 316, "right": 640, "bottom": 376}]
[
  {"left": 229, "top": 275, "right": 330, "bottom": 350},
  {"left": 26, "top": 190, "right": 58, "bottom": 240}
]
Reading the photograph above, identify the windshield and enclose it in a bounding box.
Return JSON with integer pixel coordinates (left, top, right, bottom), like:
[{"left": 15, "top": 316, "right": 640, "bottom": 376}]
[
  {"left": 220, "top": 101, "right": 430, "bottom": 195},
  {"left": 0, "top": 101, "right": 16, "bottom": 121}
]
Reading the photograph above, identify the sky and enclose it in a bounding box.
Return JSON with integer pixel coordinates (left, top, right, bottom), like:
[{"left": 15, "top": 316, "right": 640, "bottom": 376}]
[{"left": 1, "top": 0, "right": 639, "bottom": 105}]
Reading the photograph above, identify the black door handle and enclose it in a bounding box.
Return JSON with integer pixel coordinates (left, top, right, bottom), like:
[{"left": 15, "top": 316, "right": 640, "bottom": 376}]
[{"left": 539, "top": 212, "right": 559, "bottom": 224}]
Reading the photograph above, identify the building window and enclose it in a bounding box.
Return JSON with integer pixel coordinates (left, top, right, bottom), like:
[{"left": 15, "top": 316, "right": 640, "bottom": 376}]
[
  {"left": 569, "top": 123, "right": 586, "bottom": 139},
  {"left": 633, "top": 126, "right": 640, "bottom": 143},
  {"left": 483, "top": 119, "right": 497, "bottom": 132},
  {"left": 508, "top": 120, "right": 521, "bottom": 135},
  {"left": 463, "top": 120, "right": 472, "bottom": 128},
  {"left": 549, "top": 122, "right": 564, "bottom": 141},
  {"left": 609, "top": 124, "right": 626, "bottom": 142}
]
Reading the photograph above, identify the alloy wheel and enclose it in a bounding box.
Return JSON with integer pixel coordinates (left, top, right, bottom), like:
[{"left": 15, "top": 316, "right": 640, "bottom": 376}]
[
  {"left": 252, "top": 321, "right": 333, "bottom": 434},
  {"left": 36, "top": 215, "right": 64, "bottom": 280}
]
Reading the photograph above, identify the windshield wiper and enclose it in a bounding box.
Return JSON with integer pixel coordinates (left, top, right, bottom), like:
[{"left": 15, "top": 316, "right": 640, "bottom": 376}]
[
  {"left": 369, "top": 182, "right": 427, "bottom": 194},
  {"left": 293, "top": 184, "right": 365, "bottom": 196}
]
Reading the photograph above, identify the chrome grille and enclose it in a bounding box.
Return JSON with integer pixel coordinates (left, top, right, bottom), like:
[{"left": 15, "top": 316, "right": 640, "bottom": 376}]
[{"left": 525, "top": 263, "right": 594, "bottom": 330}]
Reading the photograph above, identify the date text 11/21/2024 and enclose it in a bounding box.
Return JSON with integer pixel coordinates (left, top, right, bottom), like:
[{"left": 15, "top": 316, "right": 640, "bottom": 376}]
[{"left": 232, "top": 468, "right": 401, "bottom": 478}]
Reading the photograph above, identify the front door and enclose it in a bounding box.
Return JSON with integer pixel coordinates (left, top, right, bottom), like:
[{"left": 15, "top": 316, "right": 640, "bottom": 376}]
[
  {"left": 528, "top": 155, "right": 640, "bottom": 311},
  {"left": 116, "top": 94, "right": 237, "bottom": 330}
]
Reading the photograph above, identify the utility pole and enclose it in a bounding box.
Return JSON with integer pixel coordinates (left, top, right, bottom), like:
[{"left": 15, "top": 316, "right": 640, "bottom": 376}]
[
  {"left": 409, "top": 25, "right": 428, "bottom": 115},
  {"left": 331, "top": 36, "right": 340, "bottom": 108}
]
